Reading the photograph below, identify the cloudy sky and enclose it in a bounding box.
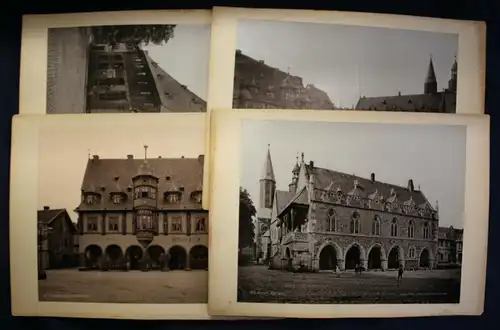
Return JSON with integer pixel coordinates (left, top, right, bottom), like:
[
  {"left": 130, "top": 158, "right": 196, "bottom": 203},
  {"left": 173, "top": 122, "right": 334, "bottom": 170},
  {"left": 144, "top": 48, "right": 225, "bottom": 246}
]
[
  {"left": 240, "top": 120, "right": 466, "bottom": 228},
  {"left": 143, "top": 24, "right": 210, "bottom": 101},
  {"left": 38, "top": 121, "right": 205, "bottom": 222},
  {"left": 236, "top": 20, "right": 458, "bottom": 108}
]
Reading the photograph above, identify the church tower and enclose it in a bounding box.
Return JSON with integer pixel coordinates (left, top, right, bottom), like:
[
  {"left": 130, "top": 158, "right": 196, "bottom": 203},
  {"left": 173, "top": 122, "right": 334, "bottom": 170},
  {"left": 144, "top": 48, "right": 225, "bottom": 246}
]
[
  {"left": 289, "top": 155, "right": 300, "bottom": 193},
  {"left": 448, "top": 56, "right": 458, "bottom": 92},
  {"left": 132, "top": 145, "right": 159, "bottom": 268},
  {"left": 424, "top": 56, "right": 438, "bottom": 94}
]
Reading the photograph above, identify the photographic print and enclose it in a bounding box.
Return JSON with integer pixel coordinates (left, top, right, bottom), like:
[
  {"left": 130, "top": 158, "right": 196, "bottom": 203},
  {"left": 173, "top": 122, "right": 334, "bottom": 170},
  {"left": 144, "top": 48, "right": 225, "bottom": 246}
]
[
  {"left": 234, "top": 20, "right": 459, "bottom": 113},
  {"left": 237, "top": 120, "right": 466, "bottom": 304},
  {"left": 35, "top": 119, "right": 208, "bottom": 305},
  {"left": 45, "top": 23, "right": 209, "bottom": 114}
]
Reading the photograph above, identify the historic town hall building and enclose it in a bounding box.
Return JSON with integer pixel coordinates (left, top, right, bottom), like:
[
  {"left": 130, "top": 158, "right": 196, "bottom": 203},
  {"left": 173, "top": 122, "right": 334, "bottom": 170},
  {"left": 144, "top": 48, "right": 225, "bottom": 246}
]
[
  {"left": 257, "top": 147, "right": 440, "bottom": 272},
  {"left": 76, "top": 147, "right": 208, "bottom": 271}
]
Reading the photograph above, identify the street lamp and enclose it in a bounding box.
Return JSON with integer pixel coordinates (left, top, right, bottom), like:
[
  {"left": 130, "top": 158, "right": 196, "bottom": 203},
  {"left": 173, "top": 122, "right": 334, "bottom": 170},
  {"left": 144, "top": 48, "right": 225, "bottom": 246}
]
[{"left": 38, "top": 220, "right": 53, "bottom": 280}]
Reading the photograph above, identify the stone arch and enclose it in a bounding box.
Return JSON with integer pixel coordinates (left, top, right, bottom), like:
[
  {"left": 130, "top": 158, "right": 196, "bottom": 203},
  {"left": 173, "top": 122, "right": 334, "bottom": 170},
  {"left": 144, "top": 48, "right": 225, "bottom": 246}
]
[
  {"left": 344, "top": 242, "right": 366, "bottom": 270},
  {"left": 147, "top": 245, "right": 165, "bottom": 269},
  {"left": 125, "top": 245, "right": 143, "bottom": 270},
  {"left": 366, "top": 243, "right": 387, "bottom": 270},
  {"left": 285, "top": 247, "right": 292, "bottom": 259},
  {"left": 419, "top": 247, "right": 431, "bottom": 268},
  {"left": 84, "top": 244, "right": 102, "bottom": 268},
  {"left": 189, "top": 245, "right": 208, "bottom": 270},
  {"left": 105, "top": 245, "right": 124, "bottom": 269},
  {"left": 317, "top": 242, "right": 342, "bottom": 270},
  {"left": 168, "top": 245, "right": 187, "bottom": 270},
  {"left": 387, "top": 245, "right": 405, "bottom": 269}
]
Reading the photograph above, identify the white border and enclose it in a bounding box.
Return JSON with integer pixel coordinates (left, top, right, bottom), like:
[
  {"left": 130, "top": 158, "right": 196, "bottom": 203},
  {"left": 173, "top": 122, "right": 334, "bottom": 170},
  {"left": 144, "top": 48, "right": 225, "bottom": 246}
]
[
  {"left": 208, "top": 109, "right": 490, "bottom": 318},
  {"left": 9, "top": 113, "right": 219, "bottom": 319},
  {"left": 208, "top": 6, "right": 486, "bottom": 115}
]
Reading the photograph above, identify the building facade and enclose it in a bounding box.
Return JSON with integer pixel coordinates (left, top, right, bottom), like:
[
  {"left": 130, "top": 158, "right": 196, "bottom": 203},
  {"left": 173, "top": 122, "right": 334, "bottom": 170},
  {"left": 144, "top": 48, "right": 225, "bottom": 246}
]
[
  {"left": 438, "top": 226, "right": 463, "bottom": 266},
  {"left": 233, "top": 50, "right": 335, "bottom": 110},
  {"left": 256, "top": 148, "right": 440, "bottom": 272},
  {"left": 355, "top": 57, "right": 458, "bottom": 113},
  {"left": 76, "top": 148, "right": 208, "bottom": 271},
  {"left": 38, "top": 207, "right": 79, "bottom": 270}
]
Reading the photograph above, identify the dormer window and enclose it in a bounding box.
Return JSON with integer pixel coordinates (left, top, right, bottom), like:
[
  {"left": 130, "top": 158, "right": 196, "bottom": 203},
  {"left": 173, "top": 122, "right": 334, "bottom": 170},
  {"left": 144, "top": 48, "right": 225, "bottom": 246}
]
[
  {"left": 112, "top": 194, "right": 123, "bottom": 204},
  {"left": 86, "top": 194, "right": 98, "bottom": 205},
  {"left": 191, "top": 191, "right": 202, "bottom": 204}
]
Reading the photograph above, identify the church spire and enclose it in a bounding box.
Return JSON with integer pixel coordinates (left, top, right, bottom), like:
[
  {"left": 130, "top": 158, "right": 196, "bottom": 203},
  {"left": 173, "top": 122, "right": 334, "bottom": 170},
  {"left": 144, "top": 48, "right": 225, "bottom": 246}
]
[
  {"left": 424, "top": 55, "right": 438, "bottom": 94},
  {"left": 261, "top": 144, "right": 275, "bottom": 182}
]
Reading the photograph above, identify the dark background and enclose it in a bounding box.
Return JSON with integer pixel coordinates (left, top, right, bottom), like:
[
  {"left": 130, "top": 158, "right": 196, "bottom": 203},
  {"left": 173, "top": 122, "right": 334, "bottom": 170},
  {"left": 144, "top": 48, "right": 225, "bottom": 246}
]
[{"left": 1, "top": 0, "right": 498, "bottom": 329}]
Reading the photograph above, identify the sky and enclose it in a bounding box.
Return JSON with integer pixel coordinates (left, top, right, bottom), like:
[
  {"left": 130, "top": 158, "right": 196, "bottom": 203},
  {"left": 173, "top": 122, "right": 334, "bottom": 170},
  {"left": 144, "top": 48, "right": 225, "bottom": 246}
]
[
  {"left": 38, "top": 123, "right": 205, "bottom": 222},
  {"left": 236, "top": 20, "right": 458, "bottom": 108},
  {"left": 240, "top": 120, "right": 466, "bottom": 228},
  {"left": 143, "top": 24, "right": 210, "bottom": 101}
]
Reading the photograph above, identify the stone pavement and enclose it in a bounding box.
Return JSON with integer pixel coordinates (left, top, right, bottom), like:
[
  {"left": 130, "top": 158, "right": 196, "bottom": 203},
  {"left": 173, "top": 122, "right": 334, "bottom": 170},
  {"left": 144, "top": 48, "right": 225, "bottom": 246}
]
[
  {"left": 39, "top": 269, "right": 208, "bottom": 303},
  {"left": 238, "top": 265, "right": 461, "bottom": 304}
]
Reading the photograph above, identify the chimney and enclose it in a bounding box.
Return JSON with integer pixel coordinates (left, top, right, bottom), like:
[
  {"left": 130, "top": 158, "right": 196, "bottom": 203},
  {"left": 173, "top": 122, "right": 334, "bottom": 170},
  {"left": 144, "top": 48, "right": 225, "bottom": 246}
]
[
  {"left": 371, "top": 173, "right": 375, "bottom": 182},
  {"left": 198, "top": 155, "right": 205, "bottom": 165},
  {"left": 127, "top": 154, "right": 133, "bottom": 159},
  {"left": 92, "top": 155, "right": 99, "bottom": 160},
  {"left": 43, "top": 206, "right": 50, "bottom": 211},
  {"left": 407, "top": 179, "right": 414, "bottom": 192}
]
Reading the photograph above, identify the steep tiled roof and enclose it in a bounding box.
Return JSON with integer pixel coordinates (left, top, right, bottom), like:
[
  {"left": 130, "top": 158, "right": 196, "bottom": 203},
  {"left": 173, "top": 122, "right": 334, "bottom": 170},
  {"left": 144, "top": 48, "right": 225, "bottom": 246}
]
[
  {"left": 309, "top": 165, "right": 430, "bottom": 207},
  {"left": 78, "top": 155, "right": 204, "bottom": 212},
  {"left": 438, "top": 226, "right": 463, "bottom": 240},
  {"left": 38, "top": 208, "right": 65, "bottom": 224},
  {"left": 355, "top": 91, "right": 456, "bottom": 113},
  {"left": 145, "top": 53, "right": 206, "bottom": 113},
  {"left": 275, "top": 190, "right": 295, "bottom": 215},
  {"left": 234, "top": 51, "right": 334, "bottom": 110}
]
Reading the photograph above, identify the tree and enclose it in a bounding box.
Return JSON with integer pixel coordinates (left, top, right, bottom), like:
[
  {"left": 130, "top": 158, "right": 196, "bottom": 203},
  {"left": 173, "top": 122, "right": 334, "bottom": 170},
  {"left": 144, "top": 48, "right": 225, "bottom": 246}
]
[
  {"left": 91, "top": 25, "right": 176, "bottom": 47},
  {"left": 239, "top": 187, "right": 256, "bottom": 250}
]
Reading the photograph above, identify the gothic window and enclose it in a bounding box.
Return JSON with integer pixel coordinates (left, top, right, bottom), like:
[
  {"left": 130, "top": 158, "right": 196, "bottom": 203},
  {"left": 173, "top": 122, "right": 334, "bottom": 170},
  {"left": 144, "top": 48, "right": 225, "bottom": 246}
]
[
  {"left": 326, "top": 209, "right": 336, "bottom": 232},
  {"left": 408, "top": 220, "right": 415, "bottom": 238},
  {"left": 171, "top": 216, "right": 183, "bottom": 232},
  {"left": 87, "top": 216, "right": 98, "bottom": 232},
  {"left": 423, "top": 222, "right": 430, "bottom": 239},
  {"left": 350, "top": 212, "right": 360, "bottom": 234},
  {"left": 409, "top": 246, "right": 416, "bottom": 259},
  {"left": 112, "top": 194, "right": 122, "bottom": 204},
  {"left": 135, "top": 186, "right": 156, "bottom": 199},
  {"left": 86, "top": 194, "right": 98, "bottom": 205},
  {"left": 195, "top": 218, "right": 206, "bottom": 232},
  {"left": 391, "top": 218, "right": 398, "bottom": 237},
  {"left": 108, "top": 216, "right": 119, "bottom": 231},
  {"left": 372, "top": 216, "right": 381, "bottom": 235},
  {"left": 163, "top": 219, "right": 168, "bottom": 234}
]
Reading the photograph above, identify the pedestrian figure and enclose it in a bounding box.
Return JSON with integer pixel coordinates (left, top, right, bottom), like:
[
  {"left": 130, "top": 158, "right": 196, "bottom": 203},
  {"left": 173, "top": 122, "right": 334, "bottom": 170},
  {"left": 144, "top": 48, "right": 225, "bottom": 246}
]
[
  {"left": 397, "top": 266, "right": 404, "bottom": 287},
  {"left": 164, "top": 252, "right": 171, "bottom": 271},
  {"left": 159, "top": 252, "right": 165, "bottom": 271}
]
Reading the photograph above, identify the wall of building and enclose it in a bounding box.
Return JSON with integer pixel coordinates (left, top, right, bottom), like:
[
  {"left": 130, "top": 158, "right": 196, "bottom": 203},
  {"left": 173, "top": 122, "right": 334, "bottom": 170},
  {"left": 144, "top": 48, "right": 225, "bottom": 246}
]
[{"left": 46, "top": 27, "right": 90, "bottom": 114}]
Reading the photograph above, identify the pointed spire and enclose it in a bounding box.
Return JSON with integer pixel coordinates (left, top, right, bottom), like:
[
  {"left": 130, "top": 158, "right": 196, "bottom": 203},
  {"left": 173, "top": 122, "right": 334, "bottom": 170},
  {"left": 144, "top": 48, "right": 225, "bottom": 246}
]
[
  {"left": 426, "top": 56, "right": 437, "bottom": 84},
  {"left": 87, "top": 149, "right": 91, "bottom": 159},
  {"left": 435, "top": 200, "right": 439, "bottom": 212},
  {"left": 144, "top": 145, "right": 148, "bottom": 160},
  {"left": 261, "top": 144, "right": 275, "bottom": 182},
  {"left": 292, "top": 153, "right": 300, "bottom": 174}
]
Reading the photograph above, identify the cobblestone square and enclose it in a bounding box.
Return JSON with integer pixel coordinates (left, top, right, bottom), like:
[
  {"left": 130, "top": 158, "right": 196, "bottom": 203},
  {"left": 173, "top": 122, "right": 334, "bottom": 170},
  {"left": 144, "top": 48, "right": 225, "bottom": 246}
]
[
  {"left": 39, "top": 269, "right": 208, "bottom": 304},
  {"left": 238, "top": 265, "right": 461, "bottom": 304}
]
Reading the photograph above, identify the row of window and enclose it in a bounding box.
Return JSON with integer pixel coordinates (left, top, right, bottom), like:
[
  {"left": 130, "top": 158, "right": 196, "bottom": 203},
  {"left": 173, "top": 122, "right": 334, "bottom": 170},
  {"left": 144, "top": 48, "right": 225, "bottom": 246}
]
[
  {"left": 84, "top": 190, "right": 202, "bottom": 205},
  {"left": 325, "top": 210, "right": 433, "bottom": 239},
  {"left": 86, "top": 216, "right": 207, "bottom": 233}
]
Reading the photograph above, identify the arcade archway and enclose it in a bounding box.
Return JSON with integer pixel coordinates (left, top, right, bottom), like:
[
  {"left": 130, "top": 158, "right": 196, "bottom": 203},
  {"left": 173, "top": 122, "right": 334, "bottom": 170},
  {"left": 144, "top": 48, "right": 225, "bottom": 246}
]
[
  {"left": 345, "top": 245, "right": 361, "bottom": 270},
  {"left": 420, "top": 248, "right": 430, "bottom": 268},
  {"left": 368, "top": 246, "right": 383, "bottom": 270},
  {"left": 387, "top": 246, "right": 402, "bottom": 269},
  {"left": 85, "top": 245, "right": 102, "bottom": 268},
  {"left": 168, "top": 245, "right": 187, "bottom": 270},
  {"left": 105, "top": 245, "right": 123, "bottom": 269},
  {"left": 126, "top": 245, "right": 143, "bottom": 270},
  {"left": 147, "top": 245, "right": 165, "bottom": 269},
  {"left": 189, "top": 245, "right": 208, "bottom": 270},
  {"left": 319, "top": 245, "right": 337, "bottom": 270}
]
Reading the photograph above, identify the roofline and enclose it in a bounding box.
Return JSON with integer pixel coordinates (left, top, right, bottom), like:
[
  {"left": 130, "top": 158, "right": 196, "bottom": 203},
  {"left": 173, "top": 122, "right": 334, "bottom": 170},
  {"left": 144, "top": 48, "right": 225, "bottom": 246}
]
[{"left": 277, "top": 185, "right": 309, "bottom": 218}]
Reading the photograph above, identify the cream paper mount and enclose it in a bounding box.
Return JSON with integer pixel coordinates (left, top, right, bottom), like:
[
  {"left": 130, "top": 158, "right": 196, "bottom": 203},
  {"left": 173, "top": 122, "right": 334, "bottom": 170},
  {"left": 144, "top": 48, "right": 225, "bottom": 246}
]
[
  {"left": 10, "top": 113, "right": 217, "bottom": 319},
  {"left": 19, "top": 10, "right": 213, "bottom": 209},
  {"left": 208, "top": 108, "right": 489, "bottom": 318}
]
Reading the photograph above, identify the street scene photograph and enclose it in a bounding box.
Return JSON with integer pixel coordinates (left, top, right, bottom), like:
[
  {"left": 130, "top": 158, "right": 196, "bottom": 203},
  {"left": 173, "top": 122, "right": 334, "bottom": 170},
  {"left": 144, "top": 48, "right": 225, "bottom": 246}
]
[
  {"left": 37, "top": 124, "right": 208, "bottom": 304},
  {"left": 238, "top": 119, "right": 466, "bottom": 304},
  {"left": 234, "top": 20, "right": 458, "bottom": 113},
  {"left": 46, "top": 24, "right": 210, "bottom": 114}
]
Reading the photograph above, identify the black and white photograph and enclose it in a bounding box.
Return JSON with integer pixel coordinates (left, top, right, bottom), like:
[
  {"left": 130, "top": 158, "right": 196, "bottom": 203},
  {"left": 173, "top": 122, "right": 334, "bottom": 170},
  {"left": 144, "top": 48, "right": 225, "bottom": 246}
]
[
  {"left": 237, "top": 119, "right": 466, "bottom": 304},
  {"left": 46, "top": 24, "right": 209, "bottom": 114},
  {"left": 233, "top": 20, "right": 459, "bottom": 113},
  {"left": 36, "top": 122, "right": 208, "bottom": 304}
]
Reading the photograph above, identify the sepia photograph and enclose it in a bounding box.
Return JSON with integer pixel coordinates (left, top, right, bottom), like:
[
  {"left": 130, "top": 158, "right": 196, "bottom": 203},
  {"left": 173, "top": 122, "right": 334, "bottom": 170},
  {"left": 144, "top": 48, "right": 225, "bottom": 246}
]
[
  {"left": 234, "top": 20, "right": 459, "bottom": 113},
  {"left": 35, "top": 119, "right": 208, "bottom": 305},
  {"left": 46, "top": 23, "right": 210, "bottom": 114},
  {"left": 237, "top": 119, "right": 466, "bottom": 304}
]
